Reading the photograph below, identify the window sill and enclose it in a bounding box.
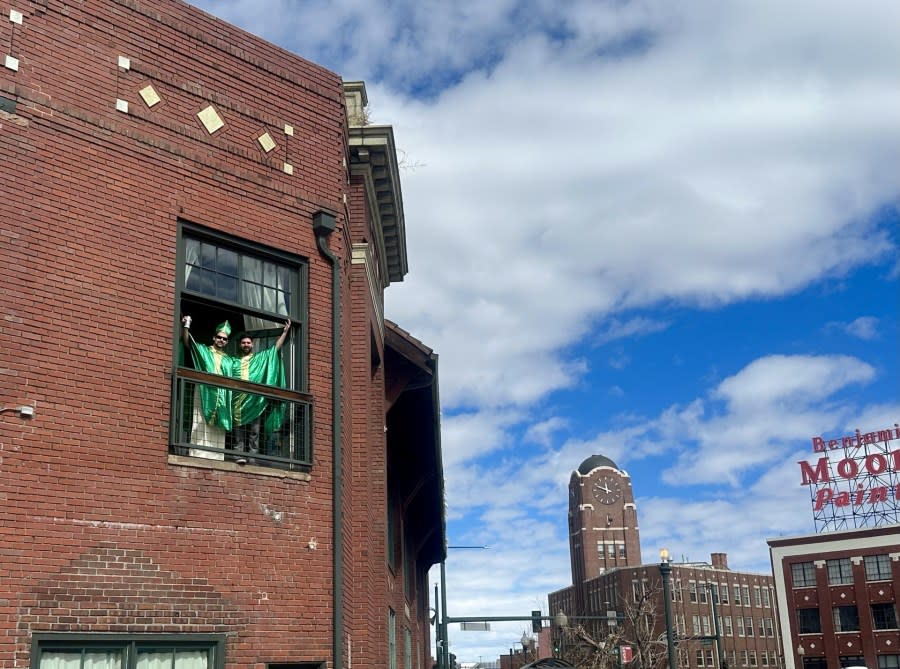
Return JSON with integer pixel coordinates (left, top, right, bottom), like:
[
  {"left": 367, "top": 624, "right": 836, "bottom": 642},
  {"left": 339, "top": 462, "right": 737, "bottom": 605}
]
[{"left": 168, "top": 454, "right": 311, "bottom": 481}]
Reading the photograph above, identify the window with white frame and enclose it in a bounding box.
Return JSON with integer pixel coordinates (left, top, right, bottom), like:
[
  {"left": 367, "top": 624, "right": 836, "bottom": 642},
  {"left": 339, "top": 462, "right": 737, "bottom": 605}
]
[
  {"left": 797, "top": 608, "right": 821, "bottom": 634},
  {"left": 872, "top": 603, "right": 898, "bottom": 630},
  {"left": 754, "top": 586, "right": 762, "bottom": 607},
  {"left": 699, "top": 582, "right": 708, "bottom": 603},
  {"left": 734, "top": 584, "right": 742, "bottom": 604},
  {"left": 745, "top": 616, "right": 754, "bottom": 637},
  {"left": 737, "top": 616, "right": 744, "bottom": 636},
  {"left": 827, "top": 559, "right": 853, "bottom": 585},
  {"left": 724, "top": 616, "right": 733, "bottom": 636},
  {"left": 721, "top": 583, "right": 729, "bottom": 604},
  {"left": 832, "top": 605, "right": 860, "bottom": 632},
  {"left": 742, "top": 585, "right": 751, "bottom": 606},
  {"left": 792, "top": 562, "right": 816, "bottom": 588},
  {"left": 865, "top": 554, "right": 892, "bottom": 581}
]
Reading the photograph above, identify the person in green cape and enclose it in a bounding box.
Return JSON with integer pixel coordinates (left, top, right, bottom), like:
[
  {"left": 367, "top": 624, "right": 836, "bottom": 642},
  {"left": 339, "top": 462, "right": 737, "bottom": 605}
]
[
  {"left": 181, "top": 316, "right": 233, "bottom": 459},
  {"left": 231, "top": 319, "right": 291, "bottom": 464}
]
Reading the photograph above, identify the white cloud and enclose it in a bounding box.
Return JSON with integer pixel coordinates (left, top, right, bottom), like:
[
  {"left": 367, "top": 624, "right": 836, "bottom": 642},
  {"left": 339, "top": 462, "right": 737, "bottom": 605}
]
[{"left": 826, "top": 316, "right": 881, "bottom": 341}]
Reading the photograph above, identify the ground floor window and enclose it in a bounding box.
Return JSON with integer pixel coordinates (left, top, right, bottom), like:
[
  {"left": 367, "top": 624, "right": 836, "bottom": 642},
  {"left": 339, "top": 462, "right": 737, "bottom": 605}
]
[{"left": 32, "top": 636, "right": 224, "bottom": 669}]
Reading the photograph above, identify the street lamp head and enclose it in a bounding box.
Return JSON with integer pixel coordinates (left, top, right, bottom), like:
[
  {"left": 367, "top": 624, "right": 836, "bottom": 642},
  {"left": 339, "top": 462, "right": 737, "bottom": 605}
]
[
  {"left": 554, "top": 610, "right": 568, "bottom": 629},
  {"left": 659, "top": 547, "right": 671, "bottom": 562}
]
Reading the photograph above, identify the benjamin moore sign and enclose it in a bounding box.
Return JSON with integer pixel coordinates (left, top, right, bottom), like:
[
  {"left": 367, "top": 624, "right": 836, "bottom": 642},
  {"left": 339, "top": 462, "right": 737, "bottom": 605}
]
[{"left": 799, "top": 423, "right": 900, "bottom": 531}]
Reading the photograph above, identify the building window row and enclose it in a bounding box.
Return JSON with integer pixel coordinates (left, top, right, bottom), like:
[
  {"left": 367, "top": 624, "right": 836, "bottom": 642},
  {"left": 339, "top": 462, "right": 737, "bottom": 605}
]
[
  {"left": 792, "top": 554, "right": 896, "bottom": 588},
  {"left": 797, "top": 603, "right": 898, "bottom": 633}
]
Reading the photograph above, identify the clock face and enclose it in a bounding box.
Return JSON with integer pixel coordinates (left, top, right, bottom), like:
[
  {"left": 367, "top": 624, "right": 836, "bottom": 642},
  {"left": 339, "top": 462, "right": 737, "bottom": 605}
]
[{"left": 592, "top": 475, "right": 623, "bottom": 505}]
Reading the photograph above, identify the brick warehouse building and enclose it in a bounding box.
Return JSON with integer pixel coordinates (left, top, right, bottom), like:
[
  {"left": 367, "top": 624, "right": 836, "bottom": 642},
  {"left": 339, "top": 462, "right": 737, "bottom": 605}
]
[
  {"left": 0, "top": 2, "right": 444, "bottom": 669},
  {"left": 549, "top": 456, "right": 781, "bottom": 669},
  {"left": 769, "top": 525, "right": 900, "bottom": 669}
]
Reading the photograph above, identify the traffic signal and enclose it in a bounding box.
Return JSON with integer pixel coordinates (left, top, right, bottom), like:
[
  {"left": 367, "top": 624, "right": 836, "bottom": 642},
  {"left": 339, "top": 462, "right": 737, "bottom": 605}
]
[{"left": 531, "top": 610, "right": 542, "bottom": 633}]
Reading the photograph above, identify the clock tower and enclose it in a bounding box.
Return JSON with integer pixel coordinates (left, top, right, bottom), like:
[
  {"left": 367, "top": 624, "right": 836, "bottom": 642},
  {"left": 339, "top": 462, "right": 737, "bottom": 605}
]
[{"left": 568, "top": 454, "right": 641, "bottom": 589}]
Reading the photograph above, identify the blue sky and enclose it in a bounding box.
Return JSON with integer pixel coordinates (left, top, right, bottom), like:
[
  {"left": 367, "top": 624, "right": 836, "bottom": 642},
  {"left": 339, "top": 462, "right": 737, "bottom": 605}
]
[{"left": 194, "top": 0, "right": 899, "bottom": 661}]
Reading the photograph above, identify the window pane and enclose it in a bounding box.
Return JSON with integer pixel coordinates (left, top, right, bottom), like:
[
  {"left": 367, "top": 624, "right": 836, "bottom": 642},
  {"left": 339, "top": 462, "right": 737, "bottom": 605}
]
[
  {"left": 218, "top": 248, "right": 238, "bottom": 278},
  {"left": 218, "top": 275, "right": 239, "bottom": 302},
  {"left": 200, "top": 243, "right": 216, "bottom": 269},
  {"left": 263, "top": 262, "right": 277, "bottom": 287}
]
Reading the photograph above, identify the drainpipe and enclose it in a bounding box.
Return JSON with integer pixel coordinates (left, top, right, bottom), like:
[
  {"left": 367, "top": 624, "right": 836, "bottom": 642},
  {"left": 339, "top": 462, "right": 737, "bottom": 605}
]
[{"left": 313, "top": 210, "right": 342, "bottom": 669}]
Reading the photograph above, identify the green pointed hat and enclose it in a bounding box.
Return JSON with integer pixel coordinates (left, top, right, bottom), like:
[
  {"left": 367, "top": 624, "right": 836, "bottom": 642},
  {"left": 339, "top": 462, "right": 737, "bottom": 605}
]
[{"left": 215, "top": 320, "right": 232, "bottom": 336}]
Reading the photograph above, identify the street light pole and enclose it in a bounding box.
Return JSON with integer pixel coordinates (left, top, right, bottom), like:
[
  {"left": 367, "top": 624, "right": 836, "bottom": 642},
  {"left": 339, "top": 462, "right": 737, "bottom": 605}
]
[{"left": 659, "top": 548, "right": 678, "bottom": 669}]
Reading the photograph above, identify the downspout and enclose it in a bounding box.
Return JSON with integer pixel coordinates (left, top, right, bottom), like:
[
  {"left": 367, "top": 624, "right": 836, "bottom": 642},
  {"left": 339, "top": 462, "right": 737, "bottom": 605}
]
[{"left": 313, "top": 210, "right": 342, "bottom": 669}]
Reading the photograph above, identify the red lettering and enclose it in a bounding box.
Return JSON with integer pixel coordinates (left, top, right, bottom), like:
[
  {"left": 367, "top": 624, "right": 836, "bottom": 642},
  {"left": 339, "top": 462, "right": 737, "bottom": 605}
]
[
  {"left": 869, "top": 486, "right": 888, "bottom": 504},
  {"left": 893, "top": 450, "right": 900, "bottom": 471},
  {"left": 854, "top": 485, "right": 866, "bottom": 505},
  {"left": 866, "top": 454, "right": 887, "bottom": 475},
  {"left": 834, "top": 491, "right": 851, "bottom": 507},
  {"left": 837, "top": 458, "right": 858, "bottom": 478},
  {"left": 812, "top": 437, "right": 825, "bottom": 452},
  {"left": 842, "top": 436, "right": 856, "bottom": 448},
  {"left": 828, "top": 440, "right": 839, "bottom": 449},
  {"left": 864, "top": 432, "right": 878, "bottom": 445},
  {"left": 877, "top": 429, "right": 894, "bottom": 444},
  {"left": 813, "top": 488, "right": 833, "bottom": 510},
  {"left": 800, "top": 458, "right": 830, "bottom": 485}
]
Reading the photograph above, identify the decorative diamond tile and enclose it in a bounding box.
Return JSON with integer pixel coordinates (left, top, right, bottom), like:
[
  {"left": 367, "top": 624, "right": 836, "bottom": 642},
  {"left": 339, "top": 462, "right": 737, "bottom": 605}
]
[
  {"left": 139, "top": 85, "right": 161, "bottom": 107},
  {"left": 117, "top": 55, "right": 130, "bottom": 70},
  {"left": 10, "top": 9, "right": 23, "bottom": 24},
  {"left": 840, "top": 592, "right": 846, "bottom": 599},
  {"left": 257, "top": 131, "right": 276, "bottom": 153},
  {"left": 284, "top": 124, "right": 294, "bottom": 136},
  {"left": 283, "top": 162, "right": 293, "bottom": 175},
  {"left": 115, "top": 99, "right": 128, "bottom": 113},
  {"left": 4, "top": 55, "right": 18, "bottom": 71},
  {"left": 197, "top": 105, "right": 224, "bottom": 134}
]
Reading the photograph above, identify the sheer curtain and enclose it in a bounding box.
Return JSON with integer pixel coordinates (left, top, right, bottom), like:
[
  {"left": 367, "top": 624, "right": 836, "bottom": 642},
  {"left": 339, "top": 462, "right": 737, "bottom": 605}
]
[
  {"left": 240, "top": 256, "right": 289, "bottom": 331},
  {"left": 40, "top": 651, "right": 122, "bottom": 669},
  {"left": 137, "top": 650, "right": 207, "bottom": 669}
]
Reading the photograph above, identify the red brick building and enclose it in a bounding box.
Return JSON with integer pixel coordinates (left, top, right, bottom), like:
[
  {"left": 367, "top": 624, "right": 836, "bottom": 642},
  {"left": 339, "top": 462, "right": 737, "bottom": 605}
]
[
  {"left": 0, "top": 2, "right": 444, "bottom": 669},
  {"left": 769, "top": 525, "right": 900, "bottom": 669},
  {"left": 549, "top": 456, "right": 780, "bottom": 669}
]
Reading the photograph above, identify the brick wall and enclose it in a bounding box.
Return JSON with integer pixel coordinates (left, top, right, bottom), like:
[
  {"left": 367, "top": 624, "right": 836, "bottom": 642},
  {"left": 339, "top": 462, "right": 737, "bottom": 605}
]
[{"left": 0, "top": 0, "right": 371, "bottom": 667}]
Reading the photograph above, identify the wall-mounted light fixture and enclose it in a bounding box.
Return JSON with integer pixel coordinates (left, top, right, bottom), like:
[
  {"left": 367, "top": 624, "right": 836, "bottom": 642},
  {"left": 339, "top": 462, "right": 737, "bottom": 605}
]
[{"left": 0, "top": 405, "right": 34, "bottom": 419}]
